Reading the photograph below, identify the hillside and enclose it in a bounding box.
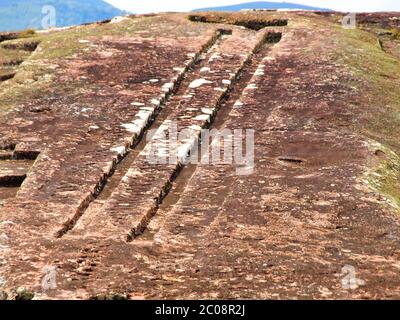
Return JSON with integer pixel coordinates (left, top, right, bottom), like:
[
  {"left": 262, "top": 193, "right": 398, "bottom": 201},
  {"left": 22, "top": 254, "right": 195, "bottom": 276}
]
[
  {"left": 0, "top": 0, "right": 125, "bottom": 32},
  {"left": 0, "top": 11, "right": 400, "bottom": 300},
  {"left": 193, "top": 1, "right": 332, "bottom": 12}
]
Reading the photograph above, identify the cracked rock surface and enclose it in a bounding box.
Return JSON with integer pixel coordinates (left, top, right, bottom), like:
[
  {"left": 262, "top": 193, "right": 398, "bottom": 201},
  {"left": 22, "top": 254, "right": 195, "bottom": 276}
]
[{"left": 0, "top": 12, "right": 400, "bottom": 299}]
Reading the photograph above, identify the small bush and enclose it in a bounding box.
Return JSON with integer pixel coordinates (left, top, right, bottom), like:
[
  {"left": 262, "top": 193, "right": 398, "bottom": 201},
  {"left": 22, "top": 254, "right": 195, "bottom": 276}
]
[
  {"left": 18, "top": 29, "right": 36, "bottom": 38},
  {"left": 389, "top": 28, "right": 400, "bottom": 40}
]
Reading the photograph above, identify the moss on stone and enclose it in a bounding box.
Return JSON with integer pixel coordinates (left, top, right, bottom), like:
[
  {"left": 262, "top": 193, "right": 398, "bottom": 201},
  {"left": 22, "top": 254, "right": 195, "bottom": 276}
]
[{"left": 335, "top": 25, "right": 400, "bottom": 212}]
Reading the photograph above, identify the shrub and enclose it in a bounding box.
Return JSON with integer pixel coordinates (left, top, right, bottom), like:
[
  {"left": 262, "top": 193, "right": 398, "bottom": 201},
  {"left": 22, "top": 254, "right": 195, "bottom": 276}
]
[
  {"left": 389, "top": 28, "right": 400, "bottom": 40},
  {"left": 18, "top": 29, "right": 36, "bottom": 38}
]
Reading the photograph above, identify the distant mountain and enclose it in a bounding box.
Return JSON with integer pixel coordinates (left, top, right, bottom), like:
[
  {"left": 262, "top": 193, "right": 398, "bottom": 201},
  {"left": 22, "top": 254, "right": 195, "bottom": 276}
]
[
  {"left": 193, "top": 1, "right": 332, "bottom": 12},
  {"left": 0, "top": 0, "right": 126, "bottom": 32}
]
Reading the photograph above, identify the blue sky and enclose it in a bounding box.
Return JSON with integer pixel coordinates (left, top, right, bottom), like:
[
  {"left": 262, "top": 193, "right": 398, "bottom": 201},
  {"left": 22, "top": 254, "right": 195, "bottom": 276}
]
[{"left": 104, "top": 0, "right": 400, "bottom": 13}]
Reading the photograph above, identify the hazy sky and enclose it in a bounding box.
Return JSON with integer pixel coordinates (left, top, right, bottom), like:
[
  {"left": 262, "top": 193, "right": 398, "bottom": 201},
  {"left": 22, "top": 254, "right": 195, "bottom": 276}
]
[{"left": 104, "top": 0, "right": 400, "bottom": 13}]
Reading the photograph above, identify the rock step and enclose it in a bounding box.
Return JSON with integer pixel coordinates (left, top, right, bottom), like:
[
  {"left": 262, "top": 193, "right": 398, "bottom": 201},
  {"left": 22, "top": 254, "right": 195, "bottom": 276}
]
[
  {"left": 141, "top": 33, "right": 282, "bottom": 241},
  {"left": 2, "top": 28, "right": 222, "bottom": 238},
  {"left": 49, "top": 30, "right": 225, "bottom": 238},
  {"left": 152, "top": 36, "right": 284, "bottom": 248},
  {"left": 72, "top": 29, "right": 272, "bottom": 241},
  {"left": 0, "top": 160, "right": 32, "bottom": 187}
]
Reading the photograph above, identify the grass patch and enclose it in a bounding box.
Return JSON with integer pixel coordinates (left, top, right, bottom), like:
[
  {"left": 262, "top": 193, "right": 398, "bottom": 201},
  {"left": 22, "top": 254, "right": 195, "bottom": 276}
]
[
  {"left": 334, "top": 25, "right": 400, "bottom": 211},
  {"left": 367, "top": 143, "right": 400, "bottom": 209}
]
